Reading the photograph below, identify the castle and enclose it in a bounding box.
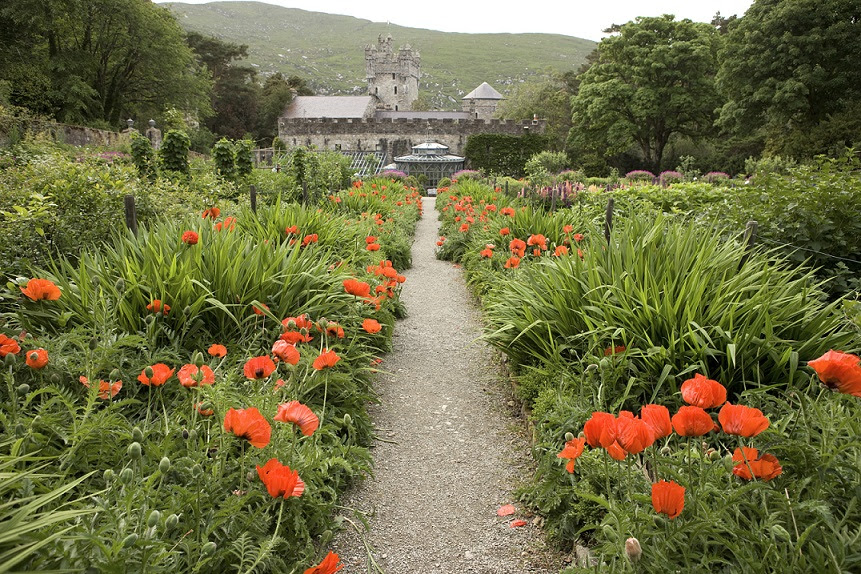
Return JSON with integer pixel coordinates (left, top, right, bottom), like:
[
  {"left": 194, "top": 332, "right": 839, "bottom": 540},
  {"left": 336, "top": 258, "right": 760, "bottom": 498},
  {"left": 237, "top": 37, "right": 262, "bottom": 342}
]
[{"left": 277, "top": 35, "right": 545, "bottom": 166}]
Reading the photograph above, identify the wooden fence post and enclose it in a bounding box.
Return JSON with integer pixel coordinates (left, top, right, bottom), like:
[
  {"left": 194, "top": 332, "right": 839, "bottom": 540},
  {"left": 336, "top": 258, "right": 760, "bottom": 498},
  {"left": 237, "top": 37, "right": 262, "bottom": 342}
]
[
  {"left": 550, "top": 185, "right": 557, "bottom": 211},
  {"left": 302, "top": 181, "right": 308, "bottom": 205},
  {"left": 505, "top": 181, "right": 509, "bottom": 196},
  {"left": 124, "top": 194, "right": 138, "bottom": 236},
  {"left": 250, "top": 184, "right": 257, "bottom": 214},
  {"left": 604, "top": 197, "right": 615, "bottom": 244}
]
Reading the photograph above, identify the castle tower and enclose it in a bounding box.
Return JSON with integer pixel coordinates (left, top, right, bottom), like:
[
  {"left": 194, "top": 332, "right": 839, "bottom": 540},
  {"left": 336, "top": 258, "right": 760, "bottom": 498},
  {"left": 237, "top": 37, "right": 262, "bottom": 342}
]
[
  {"left": 462, "top": 82, "right": 504, "bottom": 120},
  {"left": 365, "top": 34, "right": 420, "bottom": 111}
]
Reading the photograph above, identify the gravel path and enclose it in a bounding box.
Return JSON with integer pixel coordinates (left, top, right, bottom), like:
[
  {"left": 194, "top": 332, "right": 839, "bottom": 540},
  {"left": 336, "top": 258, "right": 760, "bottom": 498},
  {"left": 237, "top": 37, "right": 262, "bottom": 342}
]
[{"left": 332, "top": 198, "right": 558, "bottom": 573}]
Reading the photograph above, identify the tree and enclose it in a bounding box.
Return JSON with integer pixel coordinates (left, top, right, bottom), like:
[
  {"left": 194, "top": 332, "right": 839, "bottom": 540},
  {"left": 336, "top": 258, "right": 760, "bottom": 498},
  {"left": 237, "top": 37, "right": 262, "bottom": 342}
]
[
  {"left": 256, "top": 73, "right": 311, "bottom": 142},
  {"left": 716, "top": 0, "right": 861, "bottom": 158},
  {"left": 0, "top": 0, "right": 211, "bottom": 127},
  {"left": 569, "top": 15, "right": 722, "bottom": 172},
  {"left": 495, "top": 73, "right": 575, "bottom": 151}
]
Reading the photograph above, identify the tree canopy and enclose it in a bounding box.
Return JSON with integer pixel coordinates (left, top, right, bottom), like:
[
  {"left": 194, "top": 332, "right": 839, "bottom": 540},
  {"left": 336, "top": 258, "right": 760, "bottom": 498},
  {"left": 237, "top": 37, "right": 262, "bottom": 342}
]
[
  {"left": 494, "top": 72, "right": 577, "bottom": 151},
  {"left": 569, "top": 15, "right": 722, "bottom": 172}
]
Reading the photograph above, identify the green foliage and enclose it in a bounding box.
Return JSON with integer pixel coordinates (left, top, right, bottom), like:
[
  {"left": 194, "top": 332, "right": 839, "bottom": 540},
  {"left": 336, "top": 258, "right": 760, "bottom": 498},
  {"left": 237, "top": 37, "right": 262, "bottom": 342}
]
[
  {"left": 234, "top": 139, "right": 254, "bottom": 180},
  {"left": 525, "top": 151, "right": 569, "bottom": 186},
  {"left": 464, "top": 133, "right": 549, "bottom": 177},
  {"left": 130, "top": 133, "right": 157, "bottom": 182},
  {"left": 212, "top": 138, "right": 235, "bottom": 180},
  {"left": 160, "top": 130, "right": 191, "bottom": 176},
  {"left": 494, "top": 74, "right": 575, "bottom": 150}
]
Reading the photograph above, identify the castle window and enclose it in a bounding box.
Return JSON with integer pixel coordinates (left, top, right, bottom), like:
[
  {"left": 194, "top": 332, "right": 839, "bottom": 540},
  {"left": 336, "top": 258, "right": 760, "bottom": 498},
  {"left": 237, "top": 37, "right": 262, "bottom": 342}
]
[
  {"left": 394, "top": 86, "right": 397, "bottom": 95},
  {"left": 395, "top": 105, "right": 399, "bottom": 111},
  {"left": 392, "top": 73, "right": 396, "bottom": 80}
]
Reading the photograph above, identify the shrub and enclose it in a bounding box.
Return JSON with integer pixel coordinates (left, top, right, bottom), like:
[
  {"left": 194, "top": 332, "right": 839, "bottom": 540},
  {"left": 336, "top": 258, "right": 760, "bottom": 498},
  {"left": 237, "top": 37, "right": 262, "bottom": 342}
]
[
  {"left": 159, "top": 130, "right": 190, "bottom": 175},
  {"left": 130, "top": 133, "right": 156, "bottom": 182},
  {"left": 234, "top": 139, "right": 254, "bottom": 180},
  {"left": 658, "top": 170, "right": 684, "bottom": 185},
  {"left": 212, "top": 138, "right": 235, "bottom": 181},
  {"left": 624, "top": 170, "right": 656, "bottom": 182}
]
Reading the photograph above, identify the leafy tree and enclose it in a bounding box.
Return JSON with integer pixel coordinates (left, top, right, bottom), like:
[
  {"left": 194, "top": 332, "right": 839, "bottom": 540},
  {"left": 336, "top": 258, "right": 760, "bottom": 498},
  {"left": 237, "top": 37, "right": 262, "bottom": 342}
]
[
  {"left": 256, "top": 73, "right": 311, "bottom": 142},
  {"left": 495, "top": 74, "right": 574, "bottom": 151},
  {"left": 569, "top": 15, "right": 722, "bottom": 172},
  {"left": 160, "top": 130, "right": 190, "bottom": 176},
  {"left": 0, "top": 0, "right": 211, "bottom": 127},
  {"left": 716, "top": 0, "right": 861, "bottom": 158}
]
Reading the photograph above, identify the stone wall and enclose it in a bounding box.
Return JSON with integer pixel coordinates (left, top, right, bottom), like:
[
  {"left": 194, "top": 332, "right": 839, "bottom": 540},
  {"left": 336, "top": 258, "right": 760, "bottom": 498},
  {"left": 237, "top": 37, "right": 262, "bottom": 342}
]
[
  {"left": 0, "top": 117, "right": 121, "bottom": 147},
  {"left": 278, "top": 117, "right": 546, "bottom": 163}
]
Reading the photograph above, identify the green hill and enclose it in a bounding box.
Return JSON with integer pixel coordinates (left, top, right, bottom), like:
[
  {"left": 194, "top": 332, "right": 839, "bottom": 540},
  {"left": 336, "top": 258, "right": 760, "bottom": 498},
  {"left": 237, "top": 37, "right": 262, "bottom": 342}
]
[{"left": 164, "top": 1, "right": 596, "bottom": 109}]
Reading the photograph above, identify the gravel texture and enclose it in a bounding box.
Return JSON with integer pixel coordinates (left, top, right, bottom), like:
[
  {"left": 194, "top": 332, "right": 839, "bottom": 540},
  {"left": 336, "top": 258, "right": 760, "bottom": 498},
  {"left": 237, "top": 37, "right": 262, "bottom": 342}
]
[{"left": 332, "top": 198, "right": 558, "bottom": 573}]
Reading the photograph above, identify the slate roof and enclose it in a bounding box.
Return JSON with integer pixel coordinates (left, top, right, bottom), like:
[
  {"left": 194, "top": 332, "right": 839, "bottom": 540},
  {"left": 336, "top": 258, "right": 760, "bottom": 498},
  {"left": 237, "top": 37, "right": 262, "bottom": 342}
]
[
  {"left": 282, "top": 96, "right": 375, "bottom": 119},
  {"left": 462, "top": 82, "right": 504, "bottom": 100},
  {"left": 374, "top": 110, "right": 472, "bottom": 120}
]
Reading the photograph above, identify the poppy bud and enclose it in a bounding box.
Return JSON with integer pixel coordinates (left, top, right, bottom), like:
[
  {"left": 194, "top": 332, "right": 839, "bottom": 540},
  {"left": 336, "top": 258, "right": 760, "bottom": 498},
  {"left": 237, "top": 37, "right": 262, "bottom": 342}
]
[
  {"left": 145, "top": 315, "right": 155, "bottom": 325},
  {"left": 191, "top": 464, "right": 202, "bottom": 478},
  {"left": 4, "top": 352, "right": 16, "bottom": 366},
  {"left": 110, "top": 369, "right": 121, "bottom": 381},
  {"left": 50, "top": 373, "right": 60, "bottom": 384},
  {"left": 181, "top": 429, "right": 189, "bottom": 440},
  {"left": 564, "top": 432, "right": 575, "bottom": 442},
  {"left": 17, "top": 383, "right": 30, "bottom": 395},
  {"left": 201, "top": 542, "right": 217, "bottom": 556},
  {"left": 127, "top": 441, "right": 142, "bottom": 460},
  {"left": 119, "top": 467, "right": 134, "bottom": 484},
  {"left": 585, "top": 363, "right": 598, "bottom": 372},
  {"left": 165, "top": 513, "right": 180, "bottom": 531},
  {"left": 115, "top": 278, "right": 125, "bottom": 293},
  {"left": 89, "top": 337, "right": 99, "bottom": 351},
  {"left": 15, "top": 423, "right": 26, "bottom": 438},
  {"left": 91, "top": 276, "right": 100, "bottom": 288},
  {"left": 286, "top": 319, "right": 297, "bottom": 330},
  {"left": 193, "top": 352, "right": 204, "bottom": 368},
  {"left": 188, "top": 429, "right": 198, "bottom": 442},
  {"left": 159, "top": 456, "right": 171, "bottom": 474},
  {"left": 246, "top": 470, "right": 256, "bottom": 482},
  {"left": 183, "top": 306, "right": 192, "bottom": 317},
  {"left": 103, "top": 469, "right": 115, "bottom": 483},
  {"left": 147, "top": 510, "right": 161, "bottom": 528},
  {"left": 122, "top": 533, "right": 138, "bottom": 548},
  {"left": 132, "top": 427, "right": 144, "bottom": 442},
  {"left": 144, "top": 366, "right": 154, "bottom": 379},
  {"left": 660, "top": 446, "right": 671, "bottom": 456},
  {"left": 625, "top": 537, "right": 642, "bottom": 563},
  {"left": 320, "top": 530, "right": 333, "bottom": 548},
  {"left": 723, "top": 454, "right": 734, "bottom": 471},
  {"left": 343, "top": 413, "right": 352, "bottom": 425}
]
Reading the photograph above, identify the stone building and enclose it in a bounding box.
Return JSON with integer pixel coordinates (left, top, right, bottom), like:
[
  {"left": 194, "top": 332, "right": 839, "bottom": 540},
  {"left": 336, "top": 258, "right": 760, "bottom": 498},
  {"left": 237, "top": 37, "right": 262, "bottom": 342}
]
[{"left": 278, "top": 35, "right": 545, "bottom": 166}]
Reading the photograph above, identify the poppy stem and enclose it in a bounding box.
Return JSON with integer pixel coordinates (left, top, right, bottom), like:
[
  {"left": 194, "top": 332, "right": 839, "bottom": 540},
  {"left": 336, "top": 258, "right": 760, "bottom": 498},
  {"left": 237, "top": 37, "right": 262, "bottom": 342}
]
[
  {"left": 273, "top": 498, "right": 286, "bottom": 540},
  {"left": 603, "top": 450, "right": 611, "bottom": 498}
]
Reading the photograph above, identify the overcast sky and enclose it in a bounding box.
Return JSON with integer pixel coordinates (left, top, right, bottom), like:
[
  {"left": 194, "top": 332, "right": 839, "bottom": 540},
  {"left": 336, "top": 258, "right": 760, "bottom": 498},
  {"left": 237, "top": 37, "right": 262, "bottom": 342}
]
[{"left": 158, "top": 0, "right": 755, "bottom": 41}]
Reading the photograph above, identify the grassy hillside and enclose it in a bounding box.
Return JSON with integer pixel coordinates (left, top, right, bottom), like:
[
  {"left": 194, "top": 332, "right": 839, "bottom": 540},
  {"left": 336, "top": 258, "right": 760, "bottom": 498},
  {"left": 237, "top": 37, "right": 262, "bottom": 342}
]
[{"left": 164, "top": 1, "right": 596, "bottom": 109}]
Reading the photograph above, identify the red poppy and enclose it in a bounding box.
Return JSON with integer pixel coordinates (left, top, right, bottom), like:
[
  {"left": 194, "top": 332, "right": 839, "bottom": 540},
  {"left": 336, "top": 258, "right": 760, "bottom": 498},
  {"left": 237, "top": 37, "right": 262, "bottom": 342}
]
[
  {"left": 137, "top": 363, "right": 174, "bottom": 386},
  {"left": 718, "top": 403, "right": 769, "bottom": 437},
  {"left": 651, "top": 480, "right": 685, "bottom": 519},
  {"left": 584, "top": 412, "right": 617, "bottom": 449},
  {"left": 80, "top": 376, "right": 122, "bottom": 399},
  {"left": 808, "top": 350, "right": 861, "bottom": 397},
  {"left": 604, "top": 345, "right": 626, "bottom": 356},
  {"left": 362, "top": 318, "right": 382, "bottom": 334},
  {"left": 573, "top": 233, "right": 584, "bottom": 242},
  {"left": 20, "top": 278, "right": 61, "bottom": 301},
  {"left": 244, "top": 356, "right": 277, "bottom": 379},
  {"left": 285, "top": 225, "right": 299, "bottom": 235},
  {"left": 181, "top": 230, "right": 199, "bottom": 245},
  {"left": 557, "top": 437, "right": 586, "bottom": 473},
  {"left": 553, "top": 245, "right": 569, "bottom": 256},
  {"left": 501, "top": 207, "right": 515, "bottom": 217},
  {"left": 480, "top": 247, "right": 494, "bottom": 258},
  {"left": 271, "top": 340, "right": 300, "bottom": 365},
  {"left": 606, "top": 441, "right": 627, "bottom": 460},
  {"left": 146, "top": 299, "right": 170, "bottom": 315},
  {"left": 509, "top": 238, "right": 526, "bottom": 257},
  {"left": 224, "top": 407, "right": 271, "bottom": 448},
  {"left": 527, "top": 234, "right": 547, "bottom": 250},
  {"left": 731, "top": 447, "right": 783, "bottom": 481},
  {"left": 681, "top": 373, "right": 727, "bottom": 408},
  {"left": 504, "top": 256, "right": 521, "bottom": 269},
  {"left": 367, "top": 243, "right": 381, "bottom": 251},
  {"left": 301, "top": 234, "right": 318, "bottom": 247},
  {"left": 344, "top": 279, "right": 371, "bottom": 298},
  {"left": 563, "top": 224, "right": 573, "bottom": 234},
  {"left": 214, "top": 217, "right": 236, "bottom": 232},
  {"left": 256, "top": 458, "right": 305, "bottom": 497},
  {"left": 313, "top": 349, "right": 340, "bottom": 371},
  {"left": 436, "top": 237, "right": 446, "bottom": 246},
  {"left": 202, "top": 207, "right": 221, "bottom": 219},
  {"left": 303, "top": 551, "right": 342, "bottom": 574},
  {"left": 252, "top": 302, "right": 270, "bottom": 316},
  {"left": 275, "top": 400, "right": 320, "bottom": 436},
  {"left": 25, "top": 348, "right": 48, "bottom": 369},
  {"left": 615, "top": 412, "right": 655, "bottom": 454},
  {"left": 459, "top": 223, "right": 470, "bottom": 233},
  {"left": 640, "top": 404, "right": 672, "bottom": 439},
  {"left": 0, "top": 334, "right": 20, "bottom": 357},
  {"left": 672, "top": 406, "right": 716, "bottom": 437},
  {"left": 208, "top": 344, "right": 227, "bottom": 357},
  {"left": 177, "top": 364, "right": 215, "bottom": 387},
  {"left": 322, "top": 322, "right": 345, "bottom": 338},
  {"left": 195, "top": 402, "right": 214, "bottom": 416},
  {"left": 499, "top": 227, "right": 510, "bottom": 236}
]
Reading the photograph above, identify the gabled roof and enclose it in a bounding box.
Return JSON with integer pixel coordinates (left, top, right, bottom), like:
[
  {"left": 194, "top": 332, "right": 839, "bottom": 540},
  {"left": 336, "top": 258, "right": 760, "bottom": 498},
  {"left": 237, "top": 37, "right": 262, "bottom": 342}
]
[
  {"left": 462, "top": 82, "right": 504, "bottom": 100},
  {"left": 282, "top": 96, "right": 375, "bottom": 119}
]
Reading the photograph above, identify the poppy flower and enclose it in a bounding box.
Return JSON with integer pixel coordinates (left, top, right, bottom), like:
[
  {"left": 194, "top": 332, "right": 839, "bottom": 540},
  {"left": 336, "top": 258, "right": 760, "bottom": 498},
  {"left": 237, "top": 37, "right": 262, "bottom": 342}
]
[
  {"left": 553, "top": 245, "right": 569, "bottom": 256},
  {"left": 573, "top": 233, "right": 584, "bottom": 242},
  {"left": 195, "top": 402, "right": 215, "bottom": 416},
  {"left": 80, "top": 376, "right": 122, "bottom": 399},
  {"left": 731, "top": 447, "right": 783, "bottom": 481},
  {"left": 640, "top": 404, "right": 672, "bottom": 439},
  {"left": 224, "top": 407, "right": 271, "bottom": 448},
  {"left": 252, "top": 303, "right": 270, "bottom": 316},
  {"left": 214, "top": 217, "right": 236, "bottom": 232},
  {"left": 181, "top": 230, "right": 199, "bottom": 245},
  {"left": 244, "top": 356, "right": 277, "bottom": 379},
  {"left": 651, "top": 480, "right": 685, "bottom": 519},
  {"left": 672, "top": 406, "right": 716, "bottom": 437},
  {"left": 137, "top": 363, "right": 175, "bottom": 386},
  {"left": 275, "top": 400, "right": 320, "bottom": 436},
  {"left": 436, "top": 237, "right": 446, "bottom": 246},
  {"left": 25, "top": 348, "right": 48, "bottom": 369},
  {"left": 303, "top": 551, "right": 342, "bottom": 574},
  {"left": 681, "top": 373, "right": 727, "bottom": 409},
  {"left": 208, "top": 344, "right": 227, "bottom": 357},
  {"left": 362, "top": 318, "right": 382, "bottom": 334},
  {"left": 718, "top": 402, "right": 769, "bottom": 437},
  {"left": 256, "top": 458, "right": 304, "bottom": 498},
  {"left": 615, "top": 412, "right": 655, "bottom": 454},
  {"left": 313, "top": 349, "right": 340, "bottom": 371},
  {"left": 301, "top": 234, "right": 318, "bottom": 247},
  {"left": 527, "top": 234, "right": 547, "bottom": 250},
  {"left": 563, "top": 224, "right": 574, "bottom": 234},
  {"left": 323, "top": 323, "right": 345, "bottom": 338},
  {"left": 20, "top": 278, "right": 61, "bottom": 301},
  {"left": 344, "top": 279, "right": 371, "bottom": 298},
  {"left": 177, "top": 364, "right": 215, "bottom": 387},
  {"left": 202, "top": 207, "right": 221, "bottom": 219},
  {"left": 479, "top": 247, "right": 494, "bottom": 258},
  {"left": 583, "top": 411, "right": 617, "bottom": 448},
  {"left": 501, "top": 207, "right": 515, "bottom": 217},
  {"left": 604, "top": 345, "right": 626, "bottom": 356},
  {"left": 146, "top": 299, "right": 170, "bottom": 315},
  {"left": 504, "top": 256, "right": 521, "bottom": 269},
  {"left": 285, "top": 225, "right": 299, "bottom": 235},
  {"left": 272, "top": 340, "right": 300, "bottom": 365},
  {"left": 606, "top": 441, "right": 627, "bottom": 460},
  {"left": 808, "top": 350, "right": 861, "bottom": 397},
  {"left": 557, "top": 437, "right": 586, "bottom": 473},
  {"left": 499, "top": 227, "right": 510, "bottom": 236},
  {"left": 0, "top": 334, "right": 20, "bottom": 357},
  {"left": 459, "top": 223, "right": 470, "bottom": 232},
  {"left": 367, "top": 243, "right": 381, "bottom": 251},
  {"left": 509, "top": 238, "right": 526, "bottom": 257}
]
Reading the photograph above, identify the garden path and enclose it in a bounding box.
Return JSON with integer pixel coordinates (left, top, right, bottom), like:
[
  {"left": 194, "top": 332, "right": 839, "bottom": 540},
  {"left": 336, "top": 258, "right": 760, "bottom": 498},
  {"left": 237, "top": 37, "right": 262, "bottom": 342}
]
[{"left": 332, "top": 198, "right": 557, "bottom": 573}]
